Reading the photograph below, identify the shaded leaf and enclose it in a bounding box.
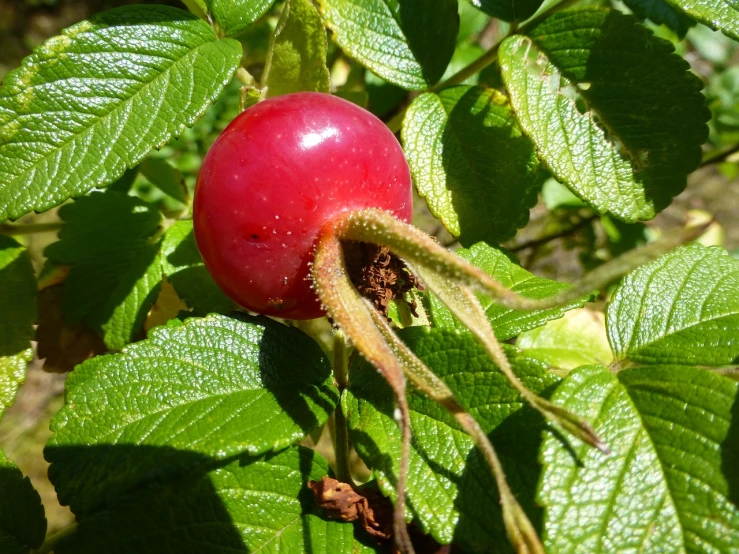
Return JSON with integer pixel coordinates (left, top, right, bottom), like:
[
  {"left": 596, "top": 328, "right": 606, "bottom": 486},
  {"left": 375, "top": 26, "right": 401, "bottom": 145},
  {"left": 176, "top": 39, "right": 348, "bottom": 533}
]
[
  {"left": 499, "top": 9, "right": 709, "bottom": 222},
  {"left": 160, "top": 220, "right": 237, "bottom": 315},
  {"left": 622, "top": 0, "right": 695, "bottom": 38},
  {"left": 0, "top": 235, "right": 35, "bottom": 418},
  {"left": 428, "top": 242, "right": 588, "bottom": 339},
  {"left": 46, "top": 313, "right": 338, "bottom": 516},
  {"left": 56, "top": 446, "right": 355, "bottom": 553},
  {"left": 346, "top": 327, "right": 559, "bottom": 549},
  {"left": 469, "top": 0, "right": 544, "bottom": 23},
  {"left": 0, "top": 449, "right": 46, "bottom": 554},
  {"left": 607, "top": 243, "right": 739, "bottom": 366},
  {"left": 0, "top": 5, "right": 242, "bottom": 222},
  {"left": 264, "top": 0, "right": 330, "bottom": 97},
  {"left": 139, "top": 158, "right": 188, "bottom": 205},
  {"left": 402, "top": 86, "right": 544, "bottom": 246},
  {"left": 317, "top": 0, "right": 458, "bottom": 90},
  {"left": 44, "top": 191, "right": 163, "bottom": 350}
]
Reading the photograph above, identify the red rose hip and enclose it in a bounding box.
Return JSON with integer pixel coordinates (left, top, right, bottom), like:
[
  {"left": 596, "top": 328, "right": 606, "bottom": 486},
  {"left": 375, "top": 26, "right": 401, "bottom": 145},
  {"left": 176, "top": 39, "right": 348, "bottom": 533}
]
[{"left": 193, "top": 92, "right": 413, "bottom": 319}]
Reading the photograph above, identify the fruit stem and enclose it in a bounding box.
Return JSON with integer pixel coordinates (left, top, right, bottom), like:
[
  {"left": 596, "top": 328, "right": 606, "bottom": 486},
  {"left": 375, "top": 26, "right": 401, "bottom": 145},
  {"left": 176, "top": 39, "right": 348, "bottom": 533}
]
[
  {"left": 332, "top": 329, "right": 354, "bottom": 484},
  {"left": 235, "top": 67, "right": 256, "bottom": 87}
]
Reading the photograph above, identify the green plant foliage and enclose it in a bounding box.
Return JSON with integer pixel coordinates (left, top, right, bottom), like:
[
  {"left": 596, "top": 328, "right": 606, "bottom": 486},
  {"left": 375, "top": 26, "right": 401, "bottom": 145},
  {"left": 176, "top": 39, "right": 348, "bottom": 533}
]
[
  {"left": 206, "top": 0, "right": 277, "bottom": 37},
  {"left": 620, "top": 365, "right": 739, "bottom": 552},
  {"left": 365, "top": 71, "right": 406, "bottom": 117},
  {"left": 160, "top": 220, "right": 237, "bottom": 315},
  {"left": 499, "top": 9, "right": 710, "bottom": 222},
  {"left": 0, "top": 450, "right": 46, "bottom": 554},
  {"left": 539, "top": 365, "right": 739, "bottom": 552},
  {"left": 458, "top": 1, "right": 490, "bottom": 42},
  {"left": 139, "top": 158, "right": 189, "bottom": 205},
  {"left": 317, "top": 0, "right": 459, "bottom": 90},
  {"left": 0, "top": 5, "right": 242, "bottom": 222},
  {"left": 55, "top": 446, "right": 356, "bottom": 553},
  {"left": 45, "top": 313, "right": 338, "bottom": 516},
  {"left": 345, "top": 327, "right": 559, "bottom": 549},
  {"left": 44, "top": 191, "right": 163, "bottom": 350},
  {"left": 622, "top": 0, "right": 695, "bottom": 38},
  {"left": 665, "top": 0, "right": 739, "bottom": 41},
  {"left": 468, "top": 0, "right": 544, "bottom": 22},
  {"left": 0, "top": 236, "right": 35, "bottom": 418},
  {"left": 517, "top": 308, "right": 613, "bottom": 370},
  {"left": 264, "top": 0, "right": 331, "bottom": 97},
  {"left": 607, "top": 243, "right": 739, "bottom": 366},
  {"left": 428, "top": 242, "right": 589, "bottom": 339},
  {"left": 402, "top": 86, "right": 544, "bottom": 245}
]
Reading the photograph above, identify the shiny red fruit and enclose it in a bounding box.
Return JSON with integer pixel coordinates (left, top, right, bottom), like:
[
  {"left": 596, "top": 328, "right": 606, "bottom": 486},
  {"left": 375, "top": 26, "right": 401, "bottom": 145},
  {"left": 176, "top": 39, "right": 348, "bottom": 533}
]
[{"left": 193, "top": 92, "right": 413, "bottom": 320}]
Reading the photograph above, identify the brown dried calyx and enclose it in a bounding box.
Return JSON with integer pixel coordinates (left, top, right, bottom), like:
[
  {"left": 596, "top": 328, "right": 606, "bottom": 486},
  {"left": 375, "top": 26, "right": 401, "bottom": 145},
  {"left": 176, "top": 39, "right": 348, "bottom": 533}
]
[
  {"left": 343, "top": 241, "right": 422, "bottom": 318},
  {"left": 309, "top": 477, "right": 452, "bottom": 553},
  {"left": 308, "top": 476, "right": 394, "bottom": 539}
]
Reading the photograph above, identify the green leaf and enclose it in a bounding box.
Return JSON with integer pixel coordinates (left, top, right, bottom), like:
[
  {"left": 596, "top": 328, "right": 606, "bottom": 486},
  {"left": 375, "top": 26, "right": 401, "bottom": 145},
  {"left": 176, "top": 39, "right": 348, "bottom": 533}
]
[
  {"left": 402, "top": 86, "right": 544, "bottom": 246},
  {"left": 46, "top": 313, "right": 338, "bottom": 516},
  {"left": 44, "top": 191, "right": 163, "bottom": 350},
  {"left": 0, "top": 236, "right": 35, "bottom": 419},
  {"left": 607, "top": 243, "right": 739, "bottom": 366},
  {"left": 207, "top": 0, "right": 277, "bottom": 38},
  {"left": 0, "top": 5, "right": 242, "bottom": 222},
  {"left": 160, "top": 220, "right": 237, "bottom": 315},
  {"left": 264, "top": 0, "right": 330, "bottom": 97},
  {"left": 539, "top": 365, "right": 739, "bottom": 553},
  {"left": 499, "top": 9, "right": 709, "bottom": 222},
  {"left": 664, "top": 0, "right": 739, "bottom": 41},
  {"left": 469, "top": 0, "right": 544, "bottom": 23},
  {"left": 56, "top": 446, "right": 355, "bottom": 553},
  {"left": 622, "top": 0, "right": 695, "bottom": 38},
  {"left": 458, "top": 1, "right": 490, "bottom": 42},
  {"left": 365, "top": 71, "right": 406, "bottom": 118},
  {"left": 517, "top": 308, "right": 613, "bottom": 370},
  {"left": 139, "top": 158, "right": 188, "bottom": 205},
  {"left": 345, "top": 327, "right": 559, "bottom": 548},
  {"left": 428, "top": 242, "right": 588, "bottom": 339},
  {"left": 619, "top": 365, "right": 739, "bottom": 552},
  {"left": 317, "top": 0, "right": 459, "bottom": 90},
  {"left": 539, "top": 365, "right": 682, "bottom": 551},
  {"left": 0, "top": 450, "right": 46, "bottom": 553},
  {"left": 181, "top": 0, "right": 208, "bottom": 19}
]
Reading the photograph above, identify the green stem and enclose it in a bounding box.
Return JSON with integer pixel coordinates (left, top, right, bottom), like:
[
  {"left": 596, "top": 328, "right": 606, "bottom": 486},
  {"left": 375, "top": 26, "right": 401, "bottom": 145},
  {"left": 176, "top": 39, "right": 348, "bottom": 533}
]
[
  {"left": 0, "top": 222, "right": 64, "bottom": 235},
  {"left": 385, "top": 107, "right": 408, "bottom": 134},
  {"left": 509, "top": 213, "right": 598, "bottom": 252},
  {"left": 429, "top": 0, "right": 579, "bottom": 93},
  {"left": 33, "top": 524, "right": 78, "bottom": 554},
  {"left": 332, "top": 330, "right": 354, "bottom": 484},
  {"left": 235, "top": 67, "right": 256, "bottom": 87},
  {"left": 700, "top": 142, "right": 739, "bottom": 167},
  {"left": 430, "top": 42, "right": 503, "bottom": 92}
]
